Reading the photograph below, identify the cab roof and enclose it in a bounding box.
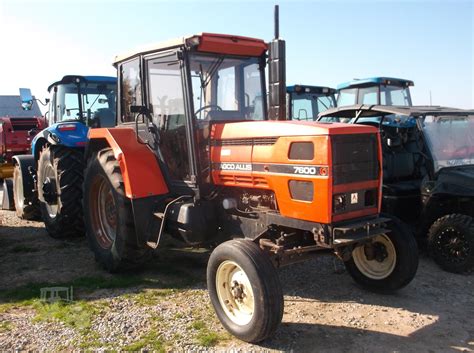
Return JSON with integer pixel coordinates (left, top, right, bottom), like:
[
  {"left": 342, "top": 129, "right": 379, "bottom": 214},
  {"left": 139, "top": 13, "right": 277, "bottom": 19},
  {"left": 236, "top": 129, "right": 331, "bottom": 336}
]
[
  {"left": 287, "top": 85, "right": 336, "bottom": 95},
  {"left": 47, "top": 75, "right": 116, "bottom": 92},
  {"left": 318, "top": 104, "right": 474, "bottom": 119},
  {"left": 337, "top": 77, "right": 414, "bottom": 90},
  {"left": 113, "top": 33, "right": 268, "bottom": 66}
]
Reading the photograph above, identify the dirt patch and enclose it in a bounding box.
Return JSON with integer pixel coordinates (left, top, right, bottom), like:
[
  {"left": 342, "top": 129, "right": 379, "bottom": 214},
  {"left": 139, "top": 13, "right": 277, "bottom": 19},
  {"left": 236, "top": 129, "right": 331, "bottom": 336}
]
[{"left": 0, "top": 210, "right": 473, "bottom": 352}]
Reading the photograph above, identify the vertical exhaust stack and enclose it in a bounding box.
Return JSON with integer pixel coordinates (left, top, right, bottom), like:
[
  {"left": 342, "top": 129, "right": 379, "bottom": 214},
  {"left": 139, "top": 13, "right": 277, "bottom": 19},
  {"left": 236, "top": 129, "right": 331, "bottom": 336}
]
[{"left": 268, "top": 5, "right": 286, "bottom": 121}]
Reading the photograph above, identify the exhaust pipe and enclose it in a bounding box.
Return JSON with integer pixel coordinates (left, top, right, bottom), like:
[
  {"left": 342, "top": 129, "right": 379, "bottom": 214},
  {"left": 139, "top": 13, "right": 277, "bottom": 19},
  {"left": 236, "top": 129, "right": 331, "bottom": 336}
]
[{"left": 268, "top": 5, "right": 286, "bottom": 121}]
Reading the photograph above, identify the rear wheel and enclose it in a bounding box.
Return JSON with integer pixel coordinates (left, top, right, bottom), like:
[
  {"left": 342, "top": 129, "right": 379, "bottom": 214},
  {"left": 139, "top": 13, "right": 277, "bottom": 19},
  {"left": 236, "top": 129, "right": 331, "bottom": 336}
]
[
  {"left": 83, "top": 148, "right": 150, "bottom": 272},
  {"left": 428, "top": 214, "right": 474, "bottom": 273},
  {"left": 344, "top": 217, "right": 418, "bottom": 293},
  {"left": 37, "top": 146, "right": 84, "bottom": 238},
  {"left": 207, "top": 239, "right": 283, "bottom": 343},
  {"left": 13, "top": 163, "right": 40, "bottom": 220}
]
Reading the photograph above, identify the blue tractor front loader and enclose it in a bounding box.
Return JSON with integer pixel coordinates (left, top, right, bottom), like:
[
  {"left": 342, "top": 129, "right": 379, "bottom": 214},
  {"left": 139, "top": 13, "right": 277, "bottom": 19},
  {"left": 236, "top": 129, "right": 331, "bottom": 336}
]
[{"left": 14, "top": 75, "right": 116, "bottom": 238}]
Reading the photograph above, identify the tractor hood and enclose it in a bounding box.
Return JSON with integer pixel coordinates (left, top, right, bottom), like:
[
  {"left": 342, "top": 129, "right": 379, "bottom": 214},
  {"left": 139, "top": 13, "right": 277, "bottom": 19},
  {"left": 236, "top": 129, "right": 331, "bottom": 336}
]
[
  {"left": 210, "top": 120, "right": 377, "bottom": 140},
  {"left": 423, "top": 166, "right": 474, "bottom": 197}
]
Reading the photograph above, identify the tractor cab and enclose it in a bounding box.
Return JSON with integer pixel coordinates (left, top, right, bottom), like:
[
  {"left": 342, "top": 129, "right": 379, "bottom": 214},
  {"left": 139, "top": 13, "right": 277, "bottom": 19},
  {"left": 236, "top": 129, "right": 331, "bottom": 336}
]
[
  {"left": 287, "top": 85, "right": 336, "bottom": 121},
  {"left": 44, "top": 75, "right": 117, "bottom": 128},
  {"left": 337, "top": 77, "right": 414, "bottom": 107}
]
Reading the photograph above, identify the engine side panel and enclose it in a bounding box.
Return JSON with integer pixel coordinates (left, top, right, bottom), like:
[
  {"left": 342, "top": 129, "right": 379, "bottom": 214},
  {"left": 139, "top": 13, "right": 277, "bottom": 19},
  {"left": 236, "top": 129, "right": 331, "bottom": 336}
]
[{"left": 210, "top": 121, "right": 382, "bottom": 225}]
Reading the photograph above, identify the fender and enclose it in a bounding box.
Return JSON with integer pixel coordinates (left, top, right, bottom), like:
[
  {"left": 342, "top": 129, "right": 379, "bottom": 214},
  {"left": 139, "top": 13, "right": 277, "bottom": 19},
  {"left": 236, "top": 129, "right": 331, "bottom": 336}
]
[
  {"left": 87, "top": 127, "right": 169, "bottom": 247},
  {"left": 31, "top": 122, "right": 89, "bottom": 159},
  {"left": 87, "top": 127, "right": 169, "bottom": 199},
  {"left": 12, "top": 154, "right": 36, "bottom": 201}
]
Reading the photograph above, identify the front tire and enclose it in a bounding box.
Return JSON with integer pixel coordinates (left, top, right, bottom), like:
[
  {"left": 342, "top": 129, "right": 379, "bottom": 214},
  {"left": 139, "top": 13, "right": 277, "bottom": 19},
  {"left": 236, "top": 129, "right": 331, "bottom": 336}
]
[
  {"left": 344, "top": 217, "right": 418, "bottom": 293},
  {"left": 83, "top": 148, "right": 150, "bottom": 272},
  {"left": 37, "top": 146, "right": 84, "bottom": 238},
  {"left": 207, "top": 239, "right": 283, "bottom": 343},
  {"left": 13, "top": 163, "right": 40, "bottom": 220},
  {"left": 428, "top": 214, "right": 474, "bottom": 273}
]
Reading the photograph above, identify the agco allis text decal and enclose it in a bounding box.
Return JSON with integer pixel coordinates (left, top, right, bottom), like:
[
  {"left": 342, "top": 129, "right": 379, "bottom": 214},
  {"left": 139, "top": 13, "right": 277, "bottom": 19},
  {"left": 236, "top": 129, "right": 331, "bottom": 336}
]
[{"left": 213, "top": 163, "right": 329, "bottom": 176}]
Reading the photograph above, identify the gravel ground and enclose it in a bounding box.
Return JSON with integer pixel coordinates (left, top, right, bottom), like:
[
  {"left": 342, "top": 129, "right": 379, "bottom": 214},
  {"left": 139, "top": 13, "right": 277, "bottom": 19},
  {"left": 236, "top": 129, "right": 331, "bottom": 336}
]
[{"left": 0, "top": 209, "right": 473, "bottom": 352}]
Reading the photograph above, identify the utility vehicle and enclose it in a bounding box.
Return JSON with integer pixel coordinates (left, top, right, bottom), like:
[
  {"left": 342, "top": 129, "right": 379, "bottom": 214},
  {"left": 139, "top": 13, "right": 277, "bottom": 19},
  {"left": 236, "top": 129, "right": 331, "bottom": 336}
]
[
  {"left": 318, "top": 105, "right": 474, "bottom": 273},
  {"left": 287, "top": 84, "right": 336, "bottom": 120},
  {"left": 14, "top": 75, "right": 116, "bottom": 237},
  {"left": 81, "top": 27, "right": 418, "bottom": 342},
  {"left": 337, "top": 77, "right": 414, "bottom": 107},
  {"left": 0, "top": 96, "right": 46, "bottom": 209}
]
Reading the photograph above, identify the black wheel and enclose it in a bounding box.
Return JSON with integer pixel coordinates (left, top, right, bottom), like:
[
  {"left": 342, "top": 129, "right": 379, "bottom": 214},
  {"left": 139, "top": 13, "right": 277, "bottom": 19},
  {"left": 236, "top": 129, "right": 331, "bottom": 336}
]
[
  {"left": 207, "top": 239, "right": 283, "bottom": 343},
  {"left": 344, "top": 217, "right": 419, "bottom": 293},
  {"left": 83, "top": 148, "right": 151, "bottom": 272},
  {"left": 13, "top": 163, "right": 40, "bottom": 220},
  {"left": 37, "top": 145, "right": 84, "bottom": 238},
  {"left": 428, "top": 214, "right": 474, "bottom": 273}
]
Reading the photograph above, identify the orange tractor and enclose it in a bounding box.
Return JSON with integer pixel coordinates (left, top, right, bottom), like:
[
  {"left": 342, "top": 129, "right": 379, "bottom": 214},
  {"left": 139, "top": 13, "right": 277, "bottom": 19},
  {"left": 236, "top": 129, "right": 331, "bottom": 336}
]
[{"left": 82, "top": 27, "right": 418, "bottom": 342}]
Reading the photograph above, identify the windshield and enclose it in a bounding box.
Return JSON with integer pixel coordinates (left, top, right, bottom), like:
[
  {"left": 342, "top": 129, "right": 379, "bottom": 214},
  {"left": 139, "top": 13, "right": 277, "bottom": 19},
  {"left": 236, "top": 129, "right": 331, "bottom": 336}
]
[
  {"left": 422, "top": 115, "right": 474, "bottom": 172},
  {"left": 380, "top": 85, "right": 412, "bottom": 106},
  {"left": 189, "top": 53, "right": 265, "bottom": 121},
  {"left": 56, "top": 81, "right": 116, "bottom": 126},
  {"left": 337, "top": 88, "right": 357, "bottom": 106},
  {"left": 291, "top": 93, "right": 335, "bottom": 121}
]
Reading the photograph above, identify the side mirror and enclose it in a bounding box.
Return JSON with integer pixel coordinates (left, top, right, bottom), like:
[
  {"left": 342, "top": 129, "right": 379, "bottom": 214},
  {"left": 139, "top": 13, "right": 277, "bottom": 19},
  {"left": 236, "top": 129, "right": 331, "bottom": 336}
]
[{"left": 19, "top": 88, "right": 33, "bottom": 111}]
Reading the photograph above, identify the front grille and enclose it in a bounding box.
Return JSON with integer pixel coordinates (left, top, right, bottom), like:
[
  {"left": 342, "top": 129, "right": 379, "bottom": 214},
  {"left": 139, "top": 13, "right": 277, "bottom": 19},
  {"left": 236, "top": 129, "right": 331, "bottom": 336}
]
[
  {"left": 212, "top": 137, "right": 278, "bottom": 146},
  {"left": 332, "top": 134, "right": 378, "bottom": 185}
]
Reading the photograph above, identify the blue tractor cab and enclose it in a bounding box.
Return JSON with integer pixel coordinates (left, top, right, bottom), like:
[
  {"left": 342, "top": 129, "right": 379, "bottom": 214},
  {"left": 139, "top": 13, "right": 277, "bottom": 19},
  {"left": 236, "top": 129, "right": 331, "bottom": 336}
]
[
  {"left": 337, "top": 77, "right": 414, "bottom": 107},
  {"left": 287, "top": 84, "right": 336, "bottom": 121},
  {"left": 14, "top": 75, "right": 116, "bottom": 238}
]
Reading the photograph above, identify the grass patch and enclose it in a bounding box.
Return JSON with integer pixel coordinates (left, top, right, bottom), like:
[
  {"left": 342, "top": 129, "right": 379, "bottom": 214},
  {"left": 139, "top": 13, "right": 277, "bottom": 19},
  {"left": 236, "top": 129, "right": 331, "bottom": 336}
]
[
  {"left": 132, "top": 288, "right": 175, "bottom": 306},
  {"left": 123, "top": 331, "right": 165, "bottom": 352},
  {"left": 11, "top": 245, "right": 39, "bottom": 253},
  {"left": 33, "top": 301, "right": 96, "bottom": 331},
  {"left": 187, "top": 319, "right": 227, "bottom": 347},
  {"left": 0, "top": 320, "right": 13, "bottom": 332},
  {"left": 196, "top": 330, "right": 222, "bottom": 347},
  {"left": 191, "top": 320, "right": 205, "bottom": 330}
]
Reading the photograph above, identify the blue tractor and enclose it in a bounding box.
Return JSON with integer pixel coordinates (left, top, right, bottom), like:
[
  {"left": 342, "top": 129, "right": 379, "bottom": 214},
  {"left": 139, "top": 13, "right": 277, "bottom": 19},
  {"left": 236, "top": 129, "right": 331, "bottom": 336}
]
[
  {"left": 14, "top": 75, "right": 116, "bottom": 238},
  {"left": 337, "top": 77, "right": 414, "bottom": 107},
  {"left": 287, "top": 84, "right": 336, "bottom": 120}
]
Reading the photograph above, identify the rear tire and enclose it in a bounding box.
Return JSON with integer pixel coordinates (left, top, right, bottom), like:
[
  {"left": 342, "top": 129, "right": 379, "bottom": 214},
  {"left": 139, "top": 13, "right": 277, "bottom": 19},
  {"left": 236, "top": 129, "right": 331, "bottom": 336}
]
[
  {"left": 37, "top": 146, "right": 84, "bottom": 238},
  {"left": 344, "top": 217, "right": 419, "bottom": 293},
  {"left": 13, "top": 163, "right": 40, "bottom": 220},
  {"left": 83, "top": 148, "right": 151, "bottom": 272},
  {"left": 428, "top": 214, "right": 474, "bottom": 273},
  {"left": 207, "top": 239, "right": 283, "bottom": 343}
]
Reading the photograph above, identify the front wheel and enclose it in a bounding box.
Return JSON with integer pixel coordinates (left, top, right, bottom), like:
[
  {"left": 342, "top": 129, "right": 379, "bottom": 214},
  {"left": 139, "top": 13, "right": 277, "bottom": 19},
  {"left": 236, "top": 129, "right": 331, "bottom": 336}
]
[
  {"left": 207, "top": 239, "right": 283, "bottom": 343},
  {"left": 37, "top": 146, "right": 84, "bottom": 238},
  {"left": 344, "top": 217, "right": 419, "bottom": 293},
  {"left": 13, "top": 163, "right": 40, "bottom": 220},
  {"left": 428, "top": 214, "right": 474, "bottom": 273}
]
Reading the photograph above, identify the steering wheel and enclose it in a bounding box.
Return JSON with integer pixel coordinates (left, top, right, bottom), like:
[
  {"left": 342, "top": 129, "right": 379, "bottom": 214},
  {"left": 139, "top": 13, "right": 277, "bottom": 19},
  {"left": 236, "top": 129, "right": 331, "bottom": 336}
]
[{"left": 194, "top": 104, "right": 222, "bottom": 119}]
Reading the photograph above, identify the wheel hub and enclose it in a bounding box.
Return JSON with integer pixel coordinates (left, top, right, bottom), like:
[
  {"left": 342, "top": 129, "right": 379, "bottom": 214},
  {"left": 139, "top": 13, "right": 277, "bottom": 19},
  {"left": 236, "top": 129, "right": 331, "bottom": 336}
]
[
  {"left": 231, "top": 281, "right": 246, "bottom": 302},
  {"left": 439, "top": 228, "right": 469, "bottom": 262},
  {"left": 42, "top": 177, "right": 58, "bottom": 204},
  {"left": 216, "top": 260, "right": 255, "bottom": 326}
]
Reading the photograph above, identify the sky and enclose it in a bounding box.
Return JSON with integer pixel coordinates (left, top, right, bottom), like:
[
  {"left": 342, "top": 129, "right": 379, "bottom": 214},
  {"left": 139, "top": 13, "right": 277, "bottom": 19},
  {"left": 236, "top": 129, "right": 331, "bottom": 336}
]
[{"left": 0, "top": 0, "right": 472, "bottom": 109}]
